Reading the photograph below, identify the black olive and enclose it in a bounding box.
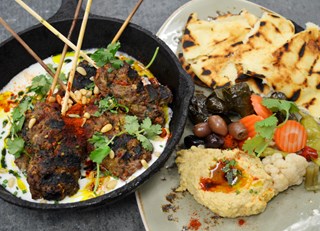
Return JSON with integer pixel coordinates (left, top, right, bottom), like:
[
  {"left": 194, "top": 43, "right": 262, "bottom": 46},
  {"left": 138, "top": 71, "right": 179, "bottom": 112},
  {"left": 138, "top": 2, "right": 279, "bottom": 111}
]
[
  {"left": 270, "top": 92, "right": 288, "bottom": 100},
  {"left": 184, "top": 135, "right": 205, "bottom": 149},
  {"left": 204, "top": 133, "right": 224, "bottom": 148}
]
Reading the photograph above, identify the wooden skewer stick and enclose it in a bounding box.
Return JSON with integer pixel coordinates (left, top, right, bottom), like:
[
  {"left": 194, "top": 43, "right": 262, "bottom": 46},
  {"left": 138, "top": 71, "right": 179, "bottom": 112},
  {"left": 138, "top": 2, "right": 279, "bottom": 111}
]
[
  {"left": 47, "top": 0, "right": 83, "bottom": 100},
  {"left": 111, "top": 0, "right": 144, "bottom": 44},
  {"left": 15, "top": 0, "right": 97, "bottom": 69},
  {"left": 61, "top": 0, "right": 92, "bottom": 115},
  {"left": 0, "top": 17, "right": 78, "bottom": 102}
]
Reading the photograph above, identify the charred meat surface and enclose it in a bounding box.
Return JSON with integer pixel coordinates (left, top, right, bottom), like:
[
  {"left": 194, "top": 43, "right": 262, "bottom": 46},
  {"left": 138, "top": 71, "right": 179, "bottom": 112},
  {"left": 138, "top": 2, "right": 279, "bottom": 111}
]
[
  {"left": 94, "top": 62, "right": 172, "bottom": 125},
  {"left": 17, "top": 60, "right": 171, "bottom": 201},
  {"left": 101, "top": 134, "right": 152, "bottom": 180}
]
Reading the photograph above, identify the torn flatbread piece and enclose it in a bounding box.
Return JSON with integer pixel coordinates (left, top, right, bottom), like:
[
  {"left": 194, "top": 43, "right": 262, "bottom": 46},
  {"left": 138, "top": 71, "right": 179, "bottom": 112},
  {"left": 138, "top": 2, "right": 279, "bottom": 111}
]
[{"left": 264, "top": 23, "right": 320, "bottom": 117}]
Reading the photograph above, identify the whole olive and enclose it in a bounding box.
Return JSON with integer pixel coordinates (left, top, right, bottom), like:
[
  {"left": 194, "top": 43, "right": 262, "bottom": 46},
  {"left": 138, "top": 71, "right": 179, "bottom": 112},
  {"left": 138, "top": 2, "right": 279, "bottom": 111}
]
[
  {"left": 193, "top": 122, "right": 212, "bottom": 138},
  {"left": 228, "top": 122, "right": 248, "bottom": 140},
  {"left": 184, "top": 135, "right": 205, "bottom": 149},
  {"left": 205, "top": 133, "right": 224, "bottom": 148},
  {"left": 270, "top": 91, "right": 288, "bottom": 100},
  {"left": 207, "top": 115, "right": 228, "bottom": 136}
]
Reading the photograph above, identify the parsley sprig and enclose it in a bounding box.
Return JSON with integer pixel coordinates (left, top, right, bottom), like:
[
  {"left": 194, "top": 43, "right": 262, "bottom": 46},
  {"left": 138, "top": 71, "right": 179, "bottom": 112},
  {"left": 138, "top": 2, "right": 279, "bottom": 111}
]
[
  {"left": 243, "top": 98, "right": 299, "bottom": 157},
  {"left": 91, "top": 42, "right": 124, "bottom": 68},
  {"left": 93, "top": 96, "right": 129, "bottom": 117}
]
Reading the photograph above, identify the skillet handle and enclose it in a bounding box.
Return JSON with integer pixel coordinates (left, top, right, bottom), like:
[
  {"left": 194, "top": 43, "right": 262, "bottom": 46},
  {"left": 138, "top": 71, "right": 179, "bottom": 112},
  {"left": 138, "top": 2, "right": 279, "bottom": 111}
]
[{"left": 48, "top": 0, "right": 85, "bottom": 22}]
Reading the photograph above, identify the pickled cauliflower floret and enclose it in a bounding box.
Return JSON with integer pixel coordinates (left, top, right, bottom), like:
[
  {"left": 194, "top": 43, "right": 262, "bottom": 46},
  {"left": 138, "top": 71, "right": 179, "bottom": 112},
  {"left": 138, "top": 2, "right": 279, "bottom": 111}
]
[{"left": 262, "top": 153, "right": 308, "bottom": 194}]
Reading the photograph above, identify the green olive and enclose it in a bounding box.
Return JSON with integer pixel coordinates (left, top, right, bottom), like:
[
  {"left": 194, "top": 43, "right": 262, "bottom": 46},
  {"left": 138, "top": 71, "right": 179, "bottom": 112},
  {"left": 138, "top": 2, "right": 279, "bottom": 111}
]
[{"left": 207, "top": 115, "right": 228, "bottom": 136}]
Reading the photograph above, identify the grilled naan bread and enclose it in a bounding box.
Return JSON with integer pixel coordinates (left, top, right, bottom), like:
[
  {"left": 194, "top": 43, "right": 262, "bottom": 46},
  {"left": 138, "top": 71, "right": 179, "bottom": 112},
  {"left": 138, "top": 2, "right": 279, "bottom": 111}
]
[
  {"left": 263, "top": 23, "right": 320, "bottom": 117},
  {"left": 181, "top": 10, "right": 258, "bottom": 87},
  {"left": 182, "top": 11, "right": 294, "bottom": 91}
]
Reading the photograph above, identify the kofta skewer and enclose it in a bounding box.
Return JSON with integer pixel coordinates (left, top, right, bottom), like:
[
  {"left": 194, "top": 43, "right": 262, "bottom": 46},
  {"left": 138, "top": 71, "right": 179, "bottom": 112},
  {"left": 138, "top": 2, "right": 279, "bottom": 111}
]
[
  {"left": 0, "top": 17, "right": 78, "bottom": 103},
  {"left": 48, "top": 0, "right": 83, "bottom": 100},
  {"left": 61, "top": 0, "right": 92, "bottom": 115},
  {"left": 111, "top": 0, "right": 144, "bottom": 44},
  {"left": 15, "top": 0, "right": 98, "bottom": 69}
]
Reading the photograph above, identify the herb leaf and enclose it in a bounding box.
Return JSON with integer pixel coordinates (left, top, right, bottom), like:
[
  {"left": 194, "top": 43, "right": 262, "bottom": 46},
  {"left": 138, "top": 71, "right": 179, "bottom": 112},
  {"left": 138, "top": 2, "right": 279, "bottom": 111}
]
[
  {"left": 7, "top": 137, "right": 25, "bottom": 158},
  {"left": 93, "top": 96, "right": 128, "bottom": 116},
  {"left": 242, "top": 135, "right": 269, "bottom": 157},
  {"left": 124, "top": 116, "right": 140, "bottom": 135},
  {"left": 28, "top": 74, "right": 52, "bottom": 96},
  {"left": 136, "top": 134, "right": 153, "bottom": 151},
  {"left": 254, "top": 114, "right": 278, "bottom": 139},
  {"left": 91, "top": 42, "right": 124, "bottom": 68},
  {"left": 262, "top": 98, "right": 299, "bottom": 124},
  {"left": 89, "top": 146, "right": 111, "bottom": 164},
  {"left": 10, "top": 96, "right": 32, "bottom": 135},
  {"left": 222, "top": 159, "right": 241, "bottom": 186},
  {"left": 141, "top": 117, "right": 162, "bottom": 139}
]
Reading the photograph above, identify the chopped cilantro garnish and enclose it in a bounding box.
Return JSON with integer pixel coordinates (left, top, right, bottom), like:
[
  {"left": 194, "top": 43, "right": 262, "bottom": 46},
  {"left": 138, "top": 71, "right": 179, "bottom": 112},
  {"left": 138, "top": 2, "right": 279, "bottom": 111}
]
[
  {"left": 93, "top": 96, "right": 129, "bottom": 116},
  {"left": 222, "top": 159, "right": 241, "bottom": 186}
]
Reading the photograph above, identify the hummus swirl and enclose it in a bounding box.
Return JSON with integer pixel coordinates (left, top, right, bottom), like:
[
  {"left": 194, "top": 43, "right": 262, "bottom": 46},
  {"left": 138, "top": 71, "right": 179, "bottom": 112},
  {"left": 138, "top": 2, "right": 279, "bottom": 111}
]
[{"left": 176, "top": 146, "right": 275, "bottom": 218}]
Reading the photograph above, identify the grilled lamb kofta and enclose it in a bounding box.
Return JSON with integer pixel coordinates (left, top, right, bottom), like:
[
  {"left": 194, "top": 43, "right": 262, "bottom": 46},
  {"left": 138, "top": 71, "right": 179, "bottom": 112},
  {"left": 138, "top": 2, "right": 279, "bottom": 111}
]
[{"left": 13, "top": 58, "right": 172, "bottom": 201}]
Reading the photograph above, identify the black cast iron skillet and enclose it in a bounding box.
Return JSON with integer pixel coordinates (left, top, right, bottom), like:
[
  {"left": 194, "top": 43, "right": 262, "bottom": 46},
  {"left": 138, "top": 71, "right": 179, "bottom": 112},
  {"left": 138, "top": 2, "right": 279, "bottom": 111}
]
[{"left": 0, "top": 0, "right": 194, "bottom": 210}]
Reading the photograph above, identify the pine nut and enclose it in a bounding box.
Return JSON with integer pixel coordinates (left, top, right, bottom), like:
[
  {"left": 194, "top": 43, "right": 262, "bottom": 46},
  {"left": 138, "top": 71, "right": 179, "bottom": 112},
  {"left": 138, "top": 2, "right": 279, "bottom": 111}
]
[
  {"left": 68, "top": 99, "right": 73, "bottom": 104},
  {"left": 93, "top": 86, "right": 100, "bottom": 95},
  {"left": 106, "top": 180, "right": 117, "bottom": 190},
  {"left": 75, "top": 90, "right": 82, "bottom": 101},
  {"left": 8, "top": 178, "right": 15, "bottom": 188},
  {"left": 80, "top": 89, "right": 87, "bottom": 95},
  {"left": 48, "top": 96, "right": 56, "bottom": 103},
  {"left": 68, "top": 114, "right": 80, "bottom": 118},
  {"left": 56, "top": 95, "right": 62, "bottom": 104},
  {"left": 83, "top": 112, "right": 91, "bottom": 119},
  {"left": 81, "top": 96, "right": 87, "bottom": 105},
  {"left": 89, "top": 76, "right": 94, "bottom": 81},
  {"left": 154, "top": 152, "right": 161, "bottom": 157},
  {"left": 141, "top": 159, "right": 149, "bottom": 169},
  {"left": 86, "top": 91, "right": 92, "bottom": 97},
  {"left": 0, "top": 168, "right": 7, "bottom": 174},
  {"left": 101, "top": 124, "right": 112, "bottom": 133},
  {"left": 28, "top": 118, "right": 36, "bottom": 129},
  {"left": 76, "top": 66, "right": 87, "bottom": 76},
  {"left": 109, "top": 150, "right": 115, "bottom": 159}
]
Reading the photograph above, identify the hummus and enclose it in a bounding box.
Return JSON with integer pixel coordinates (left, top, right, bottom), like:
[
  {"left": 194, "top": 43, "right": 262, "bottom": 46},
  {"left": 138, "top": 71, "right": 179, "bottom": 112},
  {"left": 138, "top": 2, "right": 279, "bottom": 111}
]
[{"left": 176, "top": 146, "right": 275, "bottom": 218}]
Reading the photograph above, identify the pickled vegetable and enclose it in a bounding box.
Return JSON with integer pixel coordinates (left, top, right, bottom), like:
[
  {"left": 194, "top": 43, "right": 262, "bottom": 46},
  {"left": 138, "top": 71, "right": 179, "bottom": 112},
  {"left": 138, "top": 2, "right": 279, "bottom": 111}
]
[
  {"left": 260, "top": 147, "right": 289, "bottom": 158},
  {"left": 304, "top": 162, "right": 320, "bottom": 191},
  {"left": 300, "top": 113, "right": 320, "bottom": 152}
]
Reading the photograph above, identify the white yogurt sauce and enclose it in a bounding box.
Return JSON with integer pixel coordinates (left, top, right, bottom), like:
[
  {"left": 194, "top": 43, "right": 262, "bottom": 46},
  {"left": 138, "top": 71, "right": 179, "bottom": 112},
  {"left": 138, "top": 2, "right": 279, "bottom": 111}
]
[{"left": 0, "top": 50, "right": 171, "bottom": 203}]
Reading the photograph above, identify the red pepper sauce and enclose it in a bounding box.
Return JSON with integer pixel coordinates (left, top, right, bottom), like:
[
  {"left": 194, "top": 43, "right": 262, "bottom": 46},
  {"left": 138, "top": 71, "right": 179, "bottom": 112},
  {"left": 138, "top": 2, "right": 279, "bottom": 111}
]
[
  {"left": 0, "top": 92, "right": 16, "bottom": 112},
  {"left": 238, "top": 219, "right": 246, "bottom": 226},
  {"left": 62, "top": 103, "right": 85, "bottom": 137},
  {"left": 199, "top": 160, "right": 250, "bottom": 193},
  {"left": 188, "top": 218, "right": 201, "bottom": 230}
]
